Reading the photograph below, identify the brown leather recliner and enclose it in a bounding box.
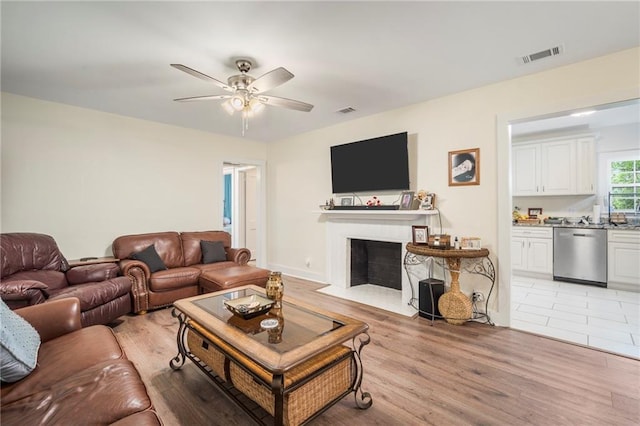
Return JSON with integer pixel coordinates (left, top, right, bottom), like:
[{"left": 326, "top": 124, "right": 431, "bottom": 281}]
[{"left": 0, "top": 233, "right": 132, "bottom": 327}]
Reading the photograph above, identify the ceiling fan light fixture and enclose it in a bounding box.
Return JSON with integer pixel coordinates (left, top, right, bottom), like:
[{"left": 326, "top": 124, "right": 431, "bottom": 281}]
[
  {"left": 249, "top": 97, "right": 265, "bottom": 113},
  {"left": 230, "top": 94, "right": 245, "bottom": 111}
]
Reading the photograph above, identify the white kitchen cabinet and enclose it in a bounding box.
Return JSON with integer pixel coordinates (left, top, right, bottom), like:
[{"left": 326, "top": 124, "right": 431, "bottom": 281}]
[
  {"left": 512, "top": 227, "right": 553, "bottom": 274},
  {"left": 512, "top": 136, "right": 595, "bottom": 196},
  {"left": 512, "top": 144, "right": 540, "bottom": 196},
  {"left": 576, "top": 137, "right": 596, "bottom": 194},
  {"left": 540, "top": 140, "right": 575, "bottom": 195},
  {"left": 608, "top": 230, "right": 640, "bottom": 291}
]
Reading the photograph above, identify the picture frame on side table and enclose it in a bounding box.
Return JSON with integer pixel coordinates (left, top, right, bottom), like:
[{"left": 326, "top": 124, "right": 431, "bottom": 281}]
[
  {"left": 449, "top": 148, "right": 480, "bottom": 186},
  {"left": 412, "top": 226, "right": 429, "bottom": 245},
  {"left": 340, "top": 196, "right": 354, "bottom": 206},
  {"left": 399, "top": 191, "right": 415, "bottom": 210}
]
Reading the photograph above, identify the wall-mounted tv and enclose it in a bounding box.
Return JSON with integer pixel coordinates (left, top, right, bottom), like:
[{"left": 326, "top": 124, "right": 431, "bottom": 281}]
[{"left": 330, "top": 132, "right": 410, "bottom": 194}]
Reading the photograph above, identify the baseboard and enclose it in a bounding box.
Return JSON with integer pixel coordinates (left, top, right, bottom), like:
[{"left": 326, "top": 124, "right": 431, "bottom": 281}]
[{"left": 266, "top": 263, "right": 326, "bottom": 284}]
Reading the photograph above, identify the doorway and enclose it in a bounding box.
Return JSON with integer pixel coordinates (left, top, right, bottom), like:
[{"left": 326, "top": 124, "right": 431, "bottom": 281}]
[
  {"left": 498, "top": 97, "right": 640, "bottom": 359},
  {"left": 223, "top": 161, "right": 265, "bottom": 266}
]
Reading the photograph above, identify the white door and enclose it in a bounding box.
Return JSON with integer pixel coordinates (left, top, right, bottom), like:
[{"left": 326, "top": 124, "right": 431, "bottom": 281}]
[{"left": 244, "top": 168, "right": 258, "bottom": 261}]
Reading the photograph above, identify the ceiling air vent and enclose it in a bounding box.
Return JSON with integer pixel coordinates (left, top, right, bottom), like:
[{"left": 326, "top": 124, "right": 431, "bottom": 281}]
[
  {"left": 336, "top": 106, "right": 356, "bottom": 114},
  {"left": 520, "top": 45, "right": 563, "bottom": 64}
]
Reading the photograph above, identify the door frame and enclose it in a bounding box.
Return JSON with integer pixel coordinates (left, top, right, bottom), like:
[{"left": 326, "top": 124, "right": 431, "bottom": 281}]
[
  {"left": 496, "top": 88, "right": 639, "bottom": 327},
  {"left": 222, "top": 159, "right": 267, "bottom": 268}
]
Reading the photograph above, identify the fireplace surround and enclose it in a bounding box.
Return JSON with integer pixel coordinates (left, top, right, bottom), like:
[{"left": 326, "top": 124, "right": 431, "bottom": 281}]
[{"left": 318, "top": 210, "right": 437, "bottom": 316}]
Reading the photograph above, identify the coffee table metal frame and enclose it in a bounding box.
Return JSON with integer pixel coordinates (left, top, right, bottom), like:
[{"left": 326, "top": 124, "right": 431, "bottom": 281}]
[{"left": 170, "top": 285, "right": 372, "bottom": 425}]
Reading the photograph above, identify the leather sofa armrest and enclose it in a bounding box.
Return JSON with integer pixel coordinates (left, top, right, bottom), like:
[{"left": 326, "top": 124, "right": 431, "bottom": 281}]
[
  {"left": 119, "top": 259, "right": 151, "bottom": 313},
  {"left": 119, "top": 259, "right": 150, "bottom": 277},
  {"left": 16, "top": 297, "right": 82, "bottom": 342},
  {"left": 227, "top": 248, "right": 250, "bottom": 265},
  {"left": 0, "top": 280, "right": 49, "bottom": 308},
  {"left": 66, "top": 263, "right": 120, "bottom": 284}
]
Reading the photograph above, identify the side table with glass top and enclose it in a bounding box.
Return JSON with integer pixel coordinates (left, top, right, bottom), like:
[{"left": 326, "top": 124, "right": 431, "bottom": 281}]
[{"left": 170, "top": 285, "right": 372, "bottom": 425}]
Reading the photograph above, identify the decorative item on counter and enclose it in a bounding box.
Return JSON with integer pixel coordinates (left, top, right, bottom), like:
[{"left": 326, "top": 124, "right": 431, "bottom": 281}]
[
  {"left": 329, "top": 198, "right": 335, "bottom": 209},
  {"left": 528, "top": 208, "right": 542, "bottom": 219},
  {"left": 610, "top": 212, "right": 627, "bottom": 224},
  {"left": 366, "top": 196, "right": 382, "bottom": 206},
  {"left": 265, "top": 271, "right": 284, "bottom": 308},
  {"left": 461, "top": 237, "right": 482, "bottom": 250},
  {"left": 428, "top": 234, "right": 451, "bottom": 249},
  {"left": 454, "top": 237, "right": 460, "bottom": 250}
]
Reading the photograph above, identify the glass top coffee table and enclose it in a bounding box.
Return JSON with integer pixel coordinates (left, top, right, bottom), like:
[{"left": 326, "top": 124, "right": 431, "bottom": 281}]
[{"left": 170, "top": 285, "right": 372, "bottom": 425}]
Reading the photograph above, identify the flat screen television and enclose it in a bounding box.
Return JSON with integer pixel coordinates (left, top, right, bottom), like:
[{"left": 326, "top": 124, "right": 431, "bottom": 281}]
[{"left": 330, "top": 132, "right": 410, "bottom": 194}]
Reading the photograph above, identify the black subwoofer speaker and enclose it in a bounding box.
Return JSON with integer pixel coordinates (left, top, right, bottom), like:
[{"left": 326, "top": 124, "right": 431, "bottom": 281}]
[{"left": 418, "top": 278, "right": 445, "bottom": 320}]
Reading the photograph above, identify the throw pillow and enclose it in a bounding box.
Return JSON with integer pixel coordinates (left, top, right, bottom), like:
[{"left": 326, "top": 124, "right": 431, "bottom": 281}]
[
  {"left": 130, "top": 244, "right": 167, "bottom": 273},
  {"left": 0, "top": 298, "right": 41, "bottom": 383},
  {"left": 201, "top": 240, "right": 227, "bottom": 264}
]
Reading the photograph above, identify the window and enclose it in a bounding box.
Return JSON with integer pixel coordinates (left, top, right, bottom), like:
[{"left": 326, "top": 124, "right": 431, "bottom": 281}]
[{"left": 609, "top": 158, "right": 640, "bottom": 212}]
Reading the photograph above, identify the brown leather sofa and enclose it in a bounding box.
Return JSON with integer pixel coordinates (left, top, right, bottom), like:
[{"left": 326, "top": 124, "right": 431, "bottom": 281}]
[
  {"left": 1, "top": 298, "right": 162, "bottom": 425},
  {"left": 0, "top": 233, "right": 132, "bottom": 327},
  {"left": 112, "top": 231, "right": 269, "bottom": 314}
]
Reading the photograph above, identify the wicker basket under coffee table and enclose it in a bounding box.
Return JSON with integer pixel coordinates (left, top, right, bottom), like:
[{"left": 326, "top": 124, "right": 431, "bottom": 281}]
[{"left": 170, "top": 285, "right": 372, "bottom": 425}]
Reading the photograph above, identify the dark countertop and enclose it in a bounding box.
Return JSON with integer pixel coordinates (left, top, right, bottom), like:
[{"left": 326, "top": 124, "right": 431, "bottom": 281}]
[{"left": 513, "top": 222, "right": 640, "bottom": 231}]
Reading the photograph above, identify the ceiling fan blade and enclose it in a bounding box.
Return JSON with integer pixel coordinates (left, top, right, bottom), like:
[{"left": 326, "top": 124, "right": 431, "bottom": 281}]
[
  {"left": 170, "top": 64, "right": 233, "bottom": 92},
  {"left": 258, "top": 95, "right": 314, "bottom": 112},
  {"left": 248, "top": 67, "right": 294, "bottom": 93},
  {"left": 174, "top": 94, "right": 231, "bottom": 102}
]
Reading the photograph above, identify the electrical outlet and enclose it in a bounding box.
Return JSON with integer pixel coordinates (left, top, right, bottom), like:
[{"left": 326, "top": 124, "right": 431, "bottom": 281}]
[
  {"left": 472, "top": 291, "right": 484, "bottom": 302},
  {"left": 305, "top": 257, "right": 311, "bottom": 267}
]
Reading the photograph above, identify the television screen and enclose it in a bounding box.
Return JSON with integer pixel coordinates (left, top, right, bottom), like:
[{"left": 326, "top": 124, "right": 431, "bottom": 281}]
[{"left": 330, "top": 132, "right": 410, "bottom": 194}]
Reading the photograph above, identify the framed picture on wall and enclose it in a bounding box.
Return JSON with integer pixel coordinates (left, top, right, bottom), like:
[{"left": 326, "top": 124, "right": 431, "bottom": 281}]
[
  {"left": 448, "top": 148, "right": 480, "bottom": 186},
  {"left": 412, "top": 226, "right": 429, "bottom": 245}
]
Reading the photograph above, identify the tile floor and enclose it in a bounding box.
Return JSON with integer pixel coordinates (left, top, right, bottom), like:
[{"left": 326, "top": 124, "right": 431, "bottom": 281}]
[{"left": 511, "top": 274, "right": 640, "bottom": 359}]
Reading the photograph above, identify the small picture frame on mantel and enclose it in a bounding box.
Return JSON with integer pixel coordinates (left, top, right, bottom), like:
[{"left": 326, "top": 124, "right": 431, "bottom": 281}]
[
  {"left": 399, "top": 191, "right": 415, "bottom": 210},
  {"left": 528, "top": 207, "right": 542, "bottom": 219},
  {"left": 412, "top": 226, "right": 429, "bottom": 245}
]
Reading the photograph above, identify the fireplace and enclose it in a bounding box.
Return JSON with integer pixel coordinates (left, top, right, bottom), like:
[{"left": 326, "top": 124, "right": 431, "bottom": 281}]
[
  {"left": 350, "top": 239, "right": 401, "bottom": 290},
  {"left": 319, "top": 210, "right": 435, "bottom": 317}
]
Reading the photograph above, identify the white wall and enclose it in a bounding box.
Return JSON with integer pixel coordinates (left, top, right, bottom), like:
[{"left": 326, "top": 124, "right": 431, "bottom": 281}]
[
  {"left": 267, "top": 47, "right": 640, "bottom": 324},
  {"left": 1, "top": 93, "right": 267, "bottom": 258}
]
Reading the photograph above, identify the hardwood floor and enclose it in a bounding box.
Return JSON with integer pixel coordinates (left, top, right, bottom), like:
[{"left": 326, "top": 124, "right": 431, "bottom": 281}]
[{"left": 113, "top": 276, "right": 640, "bottom": 425}]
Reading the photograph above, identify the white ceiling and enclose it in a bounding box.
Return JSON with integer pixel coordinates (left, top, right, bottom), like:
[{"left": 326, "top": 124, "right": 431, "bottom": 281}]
[{"left": 2, "top": 1, "right": 639, "bottom": 142}]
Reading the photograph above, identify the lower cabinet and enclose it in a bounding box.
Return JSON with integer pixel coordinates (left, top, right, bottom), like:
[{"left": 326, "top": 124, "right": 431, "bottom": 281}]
[
  {"left": 608, "top": 230, "right": 640, "bottom": 291},
  {"left": 512, "top": 227, "right": 553, "bottom": 275}
]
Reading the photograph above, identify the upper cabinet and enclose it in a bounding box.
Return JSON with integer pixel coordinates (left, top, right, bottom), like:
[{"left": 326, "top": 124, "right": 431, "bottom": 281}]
[{"left": 512, "top": 136, "right": 595, "bottom": 196}]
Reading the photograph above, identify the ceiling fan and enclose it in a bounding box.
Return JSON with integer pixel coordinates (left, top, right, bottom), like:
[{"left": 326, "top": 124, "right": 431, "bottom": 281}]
[{"left": 171, "top": 59, "right": 313, "bottom": 135}]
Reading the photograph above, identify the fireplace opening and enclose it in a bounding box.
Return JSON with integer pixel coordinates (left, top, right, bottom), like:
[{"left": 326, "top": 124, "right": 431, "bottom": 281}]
[{"left": 350, "top": 239, "right": 402, "bottom": 290}]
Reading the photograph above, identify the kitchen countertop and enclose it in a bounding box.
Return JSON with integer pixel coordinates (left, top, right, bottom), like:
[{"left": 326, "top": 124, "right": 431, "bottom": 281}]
[{"left": 513, "top": 222, "right": 640, "bottom": 231}]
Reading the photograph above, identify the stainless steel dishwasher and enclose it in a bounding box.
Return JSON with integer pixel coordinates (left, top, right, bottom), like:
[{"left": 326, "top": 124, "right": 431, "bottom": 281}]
[{"left": 553, "top": 227, "right": 607, "bottom": 287}]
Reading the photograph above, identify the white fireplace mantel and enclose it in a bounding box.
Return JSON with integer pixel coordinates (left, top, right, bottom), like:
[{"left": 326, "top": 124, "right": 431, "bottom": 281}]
[{"left": 315, "top": 209, "right": 437, "bottom": 221}]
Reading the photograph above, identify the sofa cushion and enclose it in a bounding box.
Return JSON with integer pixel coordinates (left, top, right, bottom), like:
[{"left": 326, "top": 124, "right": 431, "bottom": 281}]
[
  {"left": 112, "top": 231, "right": 184, "bottom": 269},
  {"left": 201, "top": 240, "right": 227, "bottom": 264},
  {"left": 148, "top": 267, "right": 200, "bottom": 292},
  {"left": 47, "top": 277, "right": 132, "bottom": 312},
  {"left": 181, "top": 231, "right": 231, "bottom": 266},
  {"left": 0, "top": 298, "right": 41, "bottom": 383},
  {"left": 1, "top": 324, "right": 125, "bottom": 404},
  {"left": 0, "top": 359, "right": 153, "bottom": 425},
  {"left": 130, "top": 245, "right": 167, "bottom": 273},
  {"left": 4, "top": 270, "right": 68, "bottom": 291}
]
